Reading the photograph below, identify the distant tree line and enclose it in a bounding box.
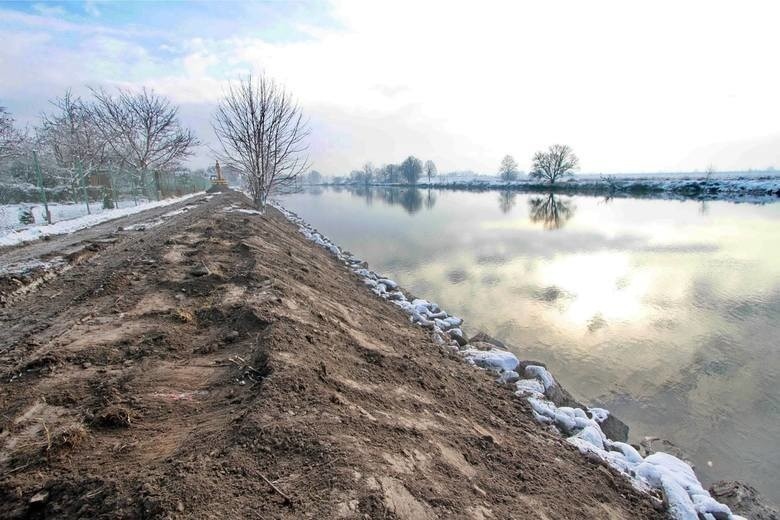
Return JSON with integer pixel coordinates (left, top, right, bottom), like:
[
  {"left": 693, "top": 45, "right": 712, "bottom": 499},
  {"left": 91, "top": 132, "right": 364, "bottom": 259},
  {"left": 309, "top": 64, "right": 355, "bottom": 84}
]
[
  {"left": 347, "top": 156, "right": 434, "bottom": 185},
  {"left": 1, "top": 89, "right": 205, "bottom": 215},
  {"left": 304, "top": 145, "right": 580, "bottom": 188},
  {"left": 303, "top": 156, "right": 437, "bottom": 186}
]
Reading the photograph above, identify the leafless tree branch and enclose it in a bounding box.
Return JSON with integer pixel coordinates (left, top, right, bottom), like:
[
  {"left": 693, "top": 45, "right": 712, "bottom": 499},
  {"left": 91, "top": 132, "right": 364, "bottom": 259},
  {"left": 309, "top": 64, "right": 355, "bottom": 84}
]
[{"left": 212, "top": 74, "right": 310, "bottom": 210}]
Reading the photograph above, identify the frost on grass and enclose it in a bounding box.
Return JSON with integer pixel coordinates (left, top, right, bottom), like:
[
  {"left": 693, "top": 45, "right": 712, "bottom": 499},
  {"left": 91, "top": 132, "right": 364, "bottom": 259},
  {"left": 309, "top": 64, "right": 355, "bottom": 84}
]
[{"left": 271, "top": 201, "right": 743, "bottom": 520}]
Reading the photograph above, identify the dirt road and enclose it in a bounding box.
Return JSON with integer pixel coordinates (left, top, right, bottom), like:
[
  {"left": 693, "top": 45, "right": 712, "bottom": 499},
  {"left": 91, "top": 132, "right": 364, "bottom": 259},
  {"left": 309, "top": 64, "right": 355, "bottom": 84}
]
[{"left": 0, "top": 190, "right": 663, "bottom": 519}]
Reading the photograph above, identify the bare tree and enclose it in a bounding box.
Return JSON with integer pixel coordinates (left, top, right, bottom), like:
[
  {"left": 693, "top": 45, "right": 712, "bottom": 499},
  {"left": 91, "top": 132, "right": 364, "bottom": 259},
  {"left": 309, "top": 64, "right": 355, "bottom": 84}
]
[
  {"left": 401, "top": 156, "right": 422, "bottom": 185},
  {"left": 424, "top": 159, "right": 437, "bottom": 183},
  {"left": 704, "top": 164, "right": 715, "bottom": 182},
  {"left": 39, "top": 91, "right": 108, "bottom": 210},
  {"left": 0, "top": 106, "right": 25, "bottom": 161},
  {"left": 306, "top": 170, "right": 322, "bottom": 185},
  {"left": 213, "top": 74, "right": 310, "bottom": 210},
  {"left": 529, "top": 144, "right": 579, "bottom": 184},
  {"left": 498, "top": 155, "right": 519, "bottom": 181},
  {"left": 361, "top": 162, "right": 374, "bottom": 185},
  {"left": 90, "top": 87, "right": 198, "bottom": 198},
  {"left": 380, "top": 163, "right": 401, "bottom": 183}
]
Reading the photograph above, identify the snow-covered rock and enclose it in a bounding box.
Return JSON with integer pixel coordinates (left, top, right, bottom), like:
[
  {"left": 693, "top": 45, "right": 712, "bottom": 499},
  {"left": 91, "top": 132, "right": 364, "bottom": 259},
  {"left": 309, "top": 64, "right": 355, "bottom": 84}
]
[
  {"left": 460, "top": 347, "right": 519, "bottom": 372},
  {"left": 524, "top": 365, "right": 556, "bottom": 392}
]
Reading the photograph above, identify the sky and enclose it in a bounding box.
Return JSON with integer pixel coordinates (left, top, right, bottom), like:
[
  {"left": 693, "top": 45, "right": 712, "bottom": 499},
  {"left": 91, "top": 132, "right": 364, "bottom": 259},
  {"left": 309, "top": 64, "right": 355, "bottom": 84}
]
[{"left": 1, "top": 0, "right": 779, "bottom": 176}]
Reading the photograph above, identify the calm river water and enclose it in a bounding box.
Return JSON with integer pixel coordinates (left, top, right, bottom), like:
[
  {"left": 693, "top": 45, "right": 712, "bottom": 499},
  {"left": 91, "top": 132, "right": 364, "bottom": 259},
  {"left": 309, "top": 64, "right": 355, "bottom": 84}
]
[{"left": 279, "top": 186, "right": 780, "bottom": 502}]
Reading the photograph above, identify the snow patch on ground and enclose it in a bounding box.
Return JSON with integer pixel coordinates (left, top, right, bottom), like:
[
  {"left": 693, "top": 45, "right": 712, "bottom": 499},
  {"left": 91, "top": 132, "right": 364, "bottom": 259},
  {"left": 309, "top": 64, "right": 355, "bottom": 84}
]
[
  {"left": 271, "top": 201, "right": 743, "bottom": 520},
  {"left": 0, "top": 257, "right": 66, "bottom": 276},
  {"left": 0, "top": 193, "right": 205, "bottom": 247},
  {"left": 220, "top": 202, "right": 265, "bottom": 215}
]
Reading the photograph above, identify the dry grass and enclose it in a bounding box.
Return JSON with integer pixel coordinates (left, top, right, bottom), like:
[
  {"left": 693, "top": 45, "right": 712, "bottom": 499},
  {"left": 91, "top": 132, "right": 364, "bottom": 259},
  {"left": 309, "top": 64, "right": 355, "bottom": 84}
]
[
  {"left": 174, "top": 308, "right": 195, "bottom": 323},
  {"left": 47, "top": 423, "right": 88, "bottom": 452},
  {"left": 96, "top": 405, "right": 132, "bottom": 428}
]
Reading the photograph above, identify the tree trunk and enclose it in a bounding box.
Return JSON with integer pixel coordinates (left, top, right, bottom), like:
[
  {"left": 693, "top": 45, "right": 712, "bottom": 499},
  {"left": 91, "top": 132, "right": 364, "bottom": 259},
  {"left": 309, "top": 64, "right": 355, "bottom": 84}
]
[
  {"left": 154, "top": 170, "right": 162, "bottom": 201},
  {"left": 254, "top": 189, "right": 267, "bottom": 215}
]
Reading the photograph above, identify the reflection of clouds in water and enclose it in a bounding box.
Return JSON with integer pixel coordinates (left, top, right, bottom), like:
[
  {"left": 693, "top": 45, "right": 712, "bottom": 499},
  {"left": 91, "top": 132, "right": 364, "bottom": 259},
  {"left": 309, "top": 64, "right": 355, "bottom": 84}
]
[
  {"left": 639, "top": 243, "right": 720, "bottom": 254},
  {"left": 476, "top": 253, "right": 508, "bottom": 265},
  {"left": 651, "top": 317, "right": 679, "bottom": 330},
  {"left": 481, "top": 273, "right": 501, "bottom": 287},
  {"left": 446, "top": 268, "right": 468, "bottom": 284},
  {"left": 408, "top": 278, "right": 436, "bottom": 297},
  {"left": 531, "top": 285, "right": 575, "bottom": 303},
  {"left": 587, "top": 313, "right": 608, "bottom": 333},
  {"left": 724, "top": 288, "right": 780, "bottom": 322},
  {"left": 690, "top": 277, "right": 780, "bottom": 322}
]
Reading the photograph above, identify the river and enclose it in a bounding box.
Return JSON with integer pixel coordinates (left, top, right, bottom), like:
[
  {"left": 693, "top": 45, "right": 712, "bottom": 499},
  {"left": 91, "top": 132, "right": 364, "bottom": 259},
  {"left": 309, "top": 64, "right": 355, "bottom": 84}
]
[{"left": 278, "top": 185, "right": 780, "bottom": 503}]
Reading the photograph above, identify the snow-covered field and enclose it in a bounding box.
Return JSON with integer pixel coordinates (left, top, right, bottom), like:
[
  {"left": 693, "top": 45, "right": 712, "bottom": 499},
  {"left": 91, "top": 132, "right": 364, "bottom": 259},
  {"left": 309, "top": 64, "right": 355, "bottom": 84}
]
[
  {"left": 274, "top": 201, "right": 747, "bottom": 520},
  {"left": 0, "top": 193, "right": 203, "bottom": 247},
  {"left": 422, "top": 174, "right": 780, "bottom": 202},
  {"left": 326, "top": 173, "right": 780, "bottom": 202}
]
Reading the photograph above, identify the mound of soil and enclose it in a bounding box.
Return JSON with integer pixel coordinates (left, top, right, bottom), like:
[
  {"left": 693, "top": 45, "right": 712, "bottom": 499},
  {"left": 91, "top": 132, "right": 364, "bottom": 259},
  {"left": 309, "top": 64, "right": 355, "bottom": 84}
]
[{"left": 0, "top": 191, "right": 663, "bottom": 519}]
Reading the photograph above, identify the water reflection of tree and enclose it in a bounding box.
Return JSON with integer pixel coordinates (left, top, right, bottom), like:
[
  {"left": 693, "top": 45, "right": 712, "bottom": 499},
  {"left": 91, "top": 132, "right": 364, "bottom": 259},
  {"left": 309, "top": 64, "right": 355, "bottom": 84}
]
[
  {"left": 399, "top": 188, "right": 423, "bottom": 214},
  {"left": 528, "top": 193, "right": 576, "bottom": 230},
  {"left": 497, "top": 190, "right": 517, "bottom": 214},
  {"left": 372, "top": 187, "right": 431, "bottom": 214},
  {"left": 353, "top": 184, "right": 374, "bottom": 206},
  {"left": 425, "top": 189, "right": 436, "bottom": 210}
]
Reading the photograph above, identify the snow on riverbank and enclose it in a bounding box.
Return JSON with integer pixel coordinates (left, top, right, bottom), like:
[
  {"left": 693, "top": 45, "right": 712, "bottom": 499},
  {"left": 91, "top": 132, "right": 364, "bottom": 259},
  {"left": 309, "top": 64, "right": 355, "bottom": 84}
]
[
  {"left": 422, "top": 174, "right": 780, "bottom": 200},
  {"left": 273, "top": 201, "right": 746, "bottom": 520},
  {"left": 324, "top": 173, "right": 780, "bottom": 202},
  {"left": 0, "top": 192, "right": 204, "bottom": 247}
]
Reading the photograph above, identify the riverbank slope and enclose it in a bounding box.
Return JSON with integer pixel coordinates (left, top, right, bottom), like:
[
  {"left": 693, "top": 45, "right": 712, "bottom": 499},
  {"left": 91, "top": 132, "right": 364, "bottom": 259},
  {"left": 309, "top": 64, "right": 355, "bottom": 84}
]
[{"left": 0, "top": 190, "right": 662, "bottom": 518}]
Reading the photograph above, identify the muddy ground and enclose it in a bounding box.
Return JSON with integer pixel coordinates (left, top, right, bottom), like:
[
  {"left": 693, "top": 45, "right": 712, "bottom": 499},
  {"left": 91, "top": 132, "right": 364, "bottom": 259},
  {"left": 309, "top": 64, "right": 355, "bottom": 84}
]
[{"left": 0, "top": 191, "right": 665, "bottom": 519}]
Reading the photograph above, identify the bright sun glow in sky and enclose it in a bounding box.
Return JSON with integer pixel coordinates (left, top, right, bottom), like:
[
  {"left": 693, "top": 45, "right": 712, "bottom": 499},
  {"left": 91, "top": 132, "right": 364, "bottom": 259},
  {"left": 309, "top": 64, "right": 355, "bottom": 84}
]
[{"left": 2, "top": 0, "right": 779, "bottom": 175}]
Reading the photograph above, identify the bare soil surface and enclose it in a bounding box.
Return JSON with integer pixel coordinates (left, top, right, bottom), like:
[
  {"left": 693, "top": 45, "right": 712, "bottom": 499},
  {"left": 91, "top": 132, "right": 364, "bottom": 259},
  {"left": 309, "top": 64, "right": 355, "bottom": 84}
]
[{"left": 0, "top": 191, "right": 665, "bottom": 519}]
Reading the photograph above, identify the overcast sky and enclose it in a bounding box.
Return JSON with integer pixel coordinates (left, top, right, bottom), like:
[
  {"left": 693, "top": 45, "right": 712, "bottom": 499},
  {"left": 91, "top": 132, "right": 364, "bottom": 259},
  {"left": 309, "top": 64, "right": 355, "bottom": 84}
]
[{"left": 2, "top": 0, "right": 779, "bottom": 175}]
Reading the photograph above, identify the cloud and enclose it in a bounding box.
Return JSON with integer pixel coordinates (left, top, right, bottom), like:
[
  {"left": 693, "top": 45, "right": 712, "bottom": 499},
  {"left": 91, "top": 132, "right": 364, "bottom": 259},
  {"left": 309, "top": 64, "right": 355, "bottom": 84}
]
[
  {"left": 84, "top": 1, "right": 101, "bottom": 17},
  {"left": 31, "top": 3, "right": 66, "bottom": 18}
]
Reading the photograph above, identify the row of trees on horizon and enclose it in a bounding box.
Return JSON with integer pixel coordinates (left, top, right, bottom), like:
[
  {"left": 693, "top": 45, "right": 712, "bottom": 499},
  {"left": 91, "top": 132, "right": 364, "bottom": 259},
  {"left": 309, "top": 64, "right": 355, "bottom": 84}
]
[{"left": 305, "top": 145, "right": 581, "bottom": 187}]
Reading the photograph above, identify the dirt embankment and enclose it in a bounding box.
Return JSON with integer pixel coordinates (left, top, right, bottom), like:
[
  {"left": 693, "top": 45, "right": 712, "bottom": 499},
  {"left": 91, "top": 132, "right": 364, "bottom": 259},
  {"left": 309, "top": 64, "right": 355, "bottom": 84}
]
[{"left": 0, "top": 191, "right": 664, "bottom": 519}]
